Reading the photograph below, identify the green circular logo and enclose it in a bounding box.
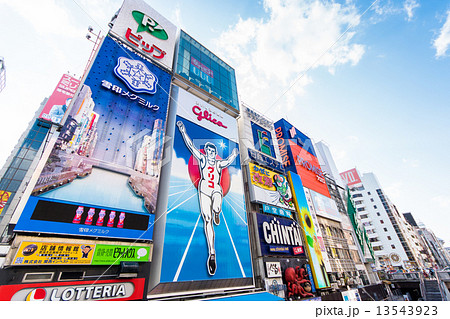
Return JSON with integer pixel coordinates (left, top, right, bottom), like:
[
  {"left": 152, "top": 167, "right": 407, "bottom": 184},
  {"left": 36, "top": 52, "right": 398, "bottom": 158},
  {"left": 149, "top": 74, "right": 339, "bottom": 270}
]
[{"left": 132, "top": 11, "right": 168, "bottom": 40}]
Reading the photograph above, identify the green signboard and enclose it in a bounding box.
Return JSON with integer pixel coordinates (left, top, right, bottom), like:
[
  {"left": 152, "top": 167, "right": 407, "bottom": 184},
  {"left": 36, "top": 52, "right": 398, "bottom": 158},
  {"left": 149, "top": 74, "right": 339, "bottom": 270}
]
[{"left": 91, "top": 244, "right": 151, "bottom": 265}]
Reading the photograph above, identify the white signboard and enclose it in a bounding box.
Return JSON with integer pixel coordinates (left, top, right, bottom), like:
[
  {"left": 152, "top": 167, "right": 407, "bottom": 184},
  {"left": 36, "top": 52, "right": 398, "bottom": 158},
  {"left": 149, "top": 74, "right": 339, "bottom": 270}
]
[
  {"left": 266, "top": 261, "right": 282, "bottom": 278},
  {"left": 110, "top": 0, "right": 177, "bottom": 70}
]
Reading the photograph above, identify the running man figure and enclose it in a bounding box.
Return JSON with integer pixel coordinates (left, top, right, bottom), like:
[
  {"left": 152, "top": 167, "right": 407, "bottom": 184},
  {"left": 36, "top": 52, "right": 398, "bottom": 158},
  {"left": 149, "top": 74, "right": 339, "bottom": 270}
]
[{"left": 177, "top": 121, "right": 239, "bottom": 275}]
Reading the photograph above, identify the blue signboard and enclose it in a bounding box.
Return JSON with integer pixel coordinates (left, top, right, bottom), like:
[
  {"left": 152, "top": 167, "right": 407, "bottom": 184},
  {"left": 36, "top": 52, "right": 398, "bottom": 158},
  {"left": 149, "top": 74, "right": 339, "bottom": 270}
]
[
  {"left": 251, "top": 121, "right": 275, "bottom": 158},
  {"left": 256, "top": 213, "right": 304, "bottom": 257},
  {"left": 15, "top": 36, "right": 172, "bottom": 241},
  {"left": 248, "top": 149, "right": 284, "bottom": 173},
  {"left": 160, "top": 87, "right": 252, "bottom": 282},
  {"left": 262, "top": 203, "right": 293, "bottom": 219}
]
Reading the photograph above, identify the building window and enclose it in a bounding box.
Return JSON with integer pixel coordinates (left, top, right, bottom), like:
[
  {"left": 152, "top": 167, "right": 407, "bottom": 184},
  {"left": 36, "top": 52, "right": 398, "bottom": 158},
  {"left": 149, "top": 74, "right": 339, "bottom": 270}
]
[
  {"left": 367, "top": 192, "right": 371, "bottom": 195},
  {"left": 352, "top": 194, "right": 363, "bottom": 198},
  {"left": 387, "top": 236, "right": 391, "bottom": 240},
  {"left": 373, "top": 205, "right": 377, "bottom": 209},
  {"left": 383, "top": 228, "right": 388, "bottom": 232},
  {"left": 376, "top": 212, "right": 381, "bottom": 216},
  {"left": 380, "top": 220, "right": 384, "bottom": 224},
  {"left": 391, "top": 245, "right": 396, "bottom": 249},
  {"left": 357, "top": 207, "right": 365, "bottom": 212}
]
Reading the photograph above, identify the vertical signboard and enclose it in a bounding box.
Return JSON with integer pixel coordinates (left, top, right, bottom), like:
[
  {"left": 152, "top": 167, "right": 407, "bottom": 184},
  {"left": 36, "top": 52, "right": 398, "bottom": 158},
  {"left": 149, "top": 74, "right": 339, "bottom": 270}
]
[
  {"left": 251, "top": 121, "right": 275, "bottom": 157},
  {"left": 175, "top": 31, "right": 239, "bottom": 110},
  {"left": 0, "top": 190, "right": 11, "bottom": 215},
  {"left": 110, "top": 0, "right": 177, "bottom": 70},
  {"left": 15, "top": 37, "right": 172, "bottom": 241},
  {"left": 274, "top": 119, "right": 330, "bottom": 197},
  {"left": 38, "top": 74, "right": 80, "bottom": 124},
  {"left": 288, "top": 171, "right": 330, "bottom": 289},
  {"left": 160, "top": 86, "right": 252, "bottom": 283}
]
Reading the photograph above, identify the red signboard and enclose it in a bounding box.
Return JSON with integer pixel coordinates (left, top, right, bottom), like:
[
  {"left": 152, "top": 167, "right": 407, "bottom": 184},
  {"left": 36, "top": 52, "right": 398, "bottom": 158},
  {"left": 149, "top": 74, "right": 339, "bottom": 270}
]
[
  {"left": 289, "top": 141, "right": 330, "bottom": 197},
  {"left": 39, "top": 74, "right": 80, "bottom": 124},
  {"left": 340, "top": 168, "right": 362, "bottom": 186},
  {"left": 0, "top": 278, "right": 145, "bottom": 301}
]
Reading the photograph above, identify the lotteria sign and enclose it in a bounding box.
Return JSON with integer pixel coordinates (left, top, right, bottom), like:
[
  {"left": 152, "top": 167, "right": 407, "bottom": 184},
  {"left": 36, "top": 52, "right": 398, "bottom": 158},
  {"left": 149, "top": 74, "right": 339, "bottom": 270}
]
[
  {"left": 110, "top": 0, "right": 177, "bottom": 69},
  {"left": 274, "top": 119, "right": 330, "bottom": 198},
  {"left": 0, "top": 278, "right": 145, "bottom": 301},
  {"left": 256, "top": 213, "right": 304, "bottom": 257}
]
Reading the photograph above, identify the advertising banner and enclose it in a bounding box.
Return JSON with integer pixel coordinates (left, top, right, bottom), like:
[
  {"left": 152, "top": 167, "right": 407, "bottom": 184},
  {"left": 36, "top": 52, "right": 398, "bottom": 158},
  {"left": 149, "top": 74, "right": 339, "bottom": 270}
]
[
  {"left": 303, "top": 188, "right": 332, "bottom": 272},
  {"left": 175, "top": 31, "right": 239, "bottom": 110},
  {"left": 110, "top": 0, "right": 177, "bottom": 70},
  {"left": 38, "top": 74, "right": 80, "bottom": 124},
  {"left": 288, "top": 171, "right": 330, "bottom": 289},
  {"left": 0, "top": 278, "right": 145, "bottom": 301},
  {"left": 12, "top": 241, "right": 151, "bottom": 266},
  {"left": 340, "top": 168, "right": 362, "bottom": 186},
  {"left": 274, "top": 119, "right": 330, "bottom": 198},
  {"left": 15, "top": 36, "right": 172, "bottom": 241},
  {"left": 248, "top": 163, "right": 295, "bottom": 210},
  {"left": 309, "top": 189, "right": 341, "bottom": 222},
  {"left": 0, "top": 190, "right": 11, "bottom": 215},
  {"left": 160, "top": 86, "right": 252, "bottom": 282},
  {"left": 251, "top": 121, "right": 276, "bottom": 158},
  {"left": 256, "top": 213, "right": 304, "bottom": 257}
]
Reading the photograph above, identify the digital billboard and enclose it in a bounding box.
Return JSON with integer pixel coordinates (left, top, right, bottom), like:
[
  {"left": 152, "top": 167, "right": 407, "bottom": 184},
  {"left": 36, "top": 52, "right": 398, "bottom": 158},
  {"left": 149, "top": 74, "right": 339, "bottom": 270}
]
[
  {"left": 256, "top": 213, "right": 304, "bottom": 257},
  {"left": 248, "top": 162, "right": 294, "bottom": 210},
  {"left": 309, "top": 189, "right": 341, "bottom": 222},
  {"left": 274, "top": 119, "right": 330, "bottom": 197},
  {"left": 251, "top": 121, "right": 276, "bottom": 157},
  {"left": 175, "top": 30, "right": 239, "bottom": 110},
  {"left": 15, "top": 36, "right": 172, "bottom": 241},
  {"left": 110, "top": 0, "right": 177, "bottom": 70},
  {"left": 160, "top": 86, "right": 252, "bottom": 282},
  {"left": 38, "top": 74, "right": 80, "bottom": 124},
  {"left": 288, "top": 171, "right": 330, "bottom": 289}
]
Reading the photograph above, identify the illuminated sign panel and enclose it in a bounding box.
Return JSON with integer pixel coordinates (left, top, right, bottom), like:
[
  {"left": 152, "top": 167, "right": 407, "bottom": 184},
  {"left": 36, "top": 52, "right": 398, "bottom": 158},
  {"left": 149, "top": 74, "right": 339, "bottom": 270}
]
[
  {"left": 15, "top": 37, "right": 172, "bottom": 241},
  {"left": 110, "top": 0, "right": 177, "bottom": 70},
  {"left": 288, "top": 171, "right": 330, "bottom": 289},
  {"left": 175, "top": 30, "right": 239, "bottom": 110},
  {"left": 160, "top": 86, "right": 252, "bottom": 283},
  {"left": 340, "top": 168, "right": 362, "bottom": 186},
  {"left": 251, "top": 121, "right": 275, "bottom": 157},
  {"left": 274, "top": 119, "right": 330, "bottom": 198},
  {"left": 38, "top": 74, "right": 80, "bottom": 124},
  {"left": 248, "top": 162, "right": 294, "bottom": 211}
]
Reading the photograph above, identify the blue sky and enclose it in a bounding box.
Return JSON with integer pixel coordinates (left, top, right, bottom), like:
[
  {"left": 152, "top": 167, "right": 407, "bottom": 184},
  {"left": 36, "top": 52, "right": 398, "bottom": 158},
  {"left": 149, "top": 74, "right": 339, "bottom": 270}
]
[{"left": 0, "top": 0, "right": 449, "bottom": 245}]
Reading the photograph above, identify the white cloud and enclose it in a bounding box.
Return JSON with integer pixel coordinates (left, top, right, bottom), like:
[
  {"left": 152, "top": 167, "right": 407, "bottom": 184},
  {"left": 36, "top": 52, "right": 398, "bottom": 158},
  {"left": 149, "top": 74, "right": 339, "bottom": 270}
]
[
  {"left": 403, "top": 0, "right": 419, "bottom": 22},
  {"left": 431, "top": 195, "right": 450, "bottom": 209},
  {"left": 434, "top": 11, "right": 450, "bottom": 58},
  {"left": 214, "top": 0, "right": 365, "bottom": 113},
  {"left": 402, "top": 158, "right": 420, "bottom": 168}
]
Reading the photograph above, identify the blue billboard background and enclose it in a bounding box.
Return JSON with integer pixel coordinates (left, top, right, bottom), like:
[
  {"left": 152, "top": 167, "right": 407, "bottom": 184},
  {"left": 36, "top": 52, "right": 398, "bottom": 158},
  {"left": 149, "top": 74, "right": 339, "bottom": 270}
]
[
  {"left": 160, "top": 116, "right": 253, "bottom": 282},
  {"left": 251, "top": 121, "right": 276, "bottom": 158},
  {"left": 15, "top": 36, "right": 171, "bottom": 241}
]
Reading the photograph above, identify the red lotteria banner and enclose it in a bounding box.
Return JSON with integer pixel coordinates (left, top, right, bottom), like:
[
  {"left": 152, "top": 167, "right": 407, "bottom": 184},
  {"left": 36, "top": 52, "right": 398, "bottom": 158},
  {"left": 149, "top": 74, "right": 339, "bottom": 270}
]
[
  {"left": 288, "top": 141, "right": 330, "bottom": 198},
  {"left": 39, "top": 74, "right": 80, "bottom": 124},
  {"left": 0, "top": 278, "right": 145, "bottom": 301},
  {"left": 340, "top": 168, "right": 361, "bottom": 186}
]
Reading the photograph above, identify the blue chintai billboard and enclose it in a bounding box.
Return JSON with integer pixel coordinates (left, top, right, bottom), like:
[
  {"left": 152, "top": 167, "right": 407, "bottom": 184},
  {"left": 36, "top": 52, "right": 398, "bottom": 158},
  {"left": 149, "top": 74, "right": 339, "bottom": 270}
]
[
  {"left": 159, "top": 86, "right": 253, "bottom": 283},
  {"left": 15, "top": 36, "right": 172, "bottom": 241}
]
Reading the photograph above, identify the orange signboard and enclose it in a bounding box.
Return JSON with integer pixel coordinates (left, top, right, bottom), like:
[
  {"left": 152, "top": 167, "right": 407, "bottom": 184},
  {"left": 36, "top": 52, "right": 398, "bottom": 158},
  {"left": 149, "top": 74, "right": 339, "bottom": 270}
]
[{"left": 288, "top": 142, "right": 330, "bottom": 197}]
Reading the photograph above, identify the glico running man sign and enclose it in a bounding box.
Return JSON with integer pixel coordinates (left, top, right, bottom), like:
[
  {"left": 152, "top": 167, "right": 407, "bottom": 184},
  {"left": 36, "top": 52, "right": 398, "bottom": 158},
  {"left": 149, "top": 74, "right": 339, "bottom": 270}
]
[{"left": 159, "top": 86, "right": 253, "bottom": 283}]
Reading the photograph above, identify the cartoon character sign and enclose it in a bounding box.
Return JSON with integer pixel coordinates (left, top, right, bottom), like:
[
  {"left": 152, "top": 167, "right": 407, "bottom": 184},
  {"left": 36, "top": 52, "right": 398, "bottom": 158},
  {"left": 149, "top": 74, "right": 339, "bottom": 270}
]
[
  {"left": 273, "top": 174, "right": 293, "bottom": 207},
  {"left": 176, "top": 121, "right": 239, "bottom": 275}
]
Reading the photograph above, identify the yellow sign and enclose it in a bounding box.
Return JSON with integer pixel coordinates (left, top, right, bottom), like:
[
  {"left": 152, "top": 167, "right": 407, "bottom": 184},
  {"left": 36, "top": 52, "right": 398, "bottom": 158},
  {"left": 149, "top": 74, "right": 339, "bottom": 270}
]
[
  {"left": 13, "top": 242, "right": 95, "bottom": 266},
  {"left": 249, "top": 162, "right": 278, "bottom": 191},
  {"left": 0, "top": 190, "right": 11, "bottom": 215}
]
